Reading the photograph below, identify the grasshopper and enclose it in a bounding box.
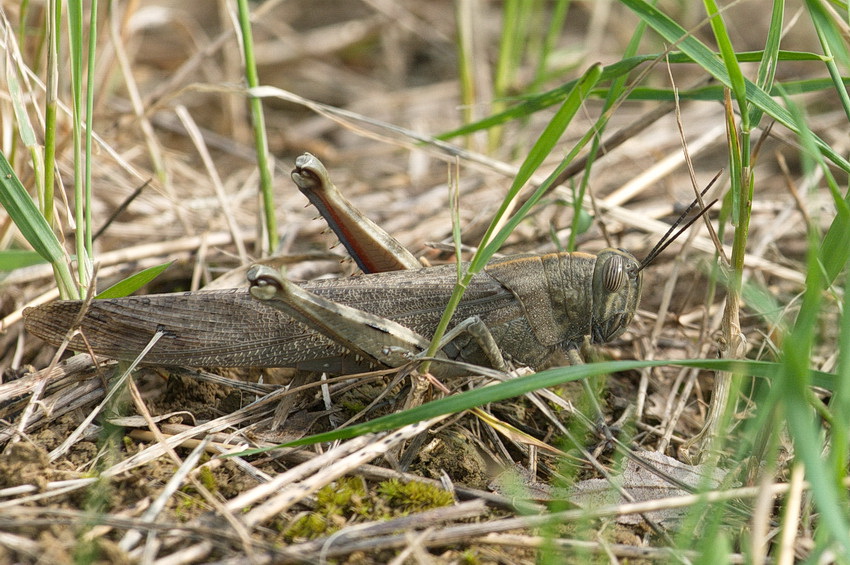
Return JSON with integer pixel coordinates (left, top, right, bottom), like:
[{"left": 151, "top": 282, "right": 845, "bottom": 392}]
[{"left": 23, "top": 154, "right": 713, "bottom": 377}]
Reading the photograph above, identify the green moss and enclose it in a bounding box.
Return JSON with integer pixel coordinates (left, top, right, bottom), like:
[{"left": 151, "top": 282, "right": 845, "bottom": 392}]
[
  {"left": 175, "top": 468, "right": 218, "bottom": 520},
  {"left": 376, "top": 478, "right": 454, "bottom": 514},
  {"left": 285, "top": 476, "right": 371, "bottom": 540},
  {"left": 172, "top": 494, "right": 199, "bottom": 521},
  {"left": 340, "top": 400, "right": 366, "bottom": 413},
  {"left": 458, "top": 549, "right": 482, "bottom": 565},
  {"left": 284, "top": 476, "right": 454, "bottom": 542},
  {"left": 197, "top": 465, "right": 217, "bottom": 493}
]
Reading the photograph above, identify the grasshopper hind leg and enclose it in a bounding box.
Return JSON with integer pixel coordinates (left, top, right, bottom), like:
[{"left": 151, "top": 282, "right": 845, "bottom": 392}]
[{"left": 290, "top": 153, "right": 420, "bottom": 274}]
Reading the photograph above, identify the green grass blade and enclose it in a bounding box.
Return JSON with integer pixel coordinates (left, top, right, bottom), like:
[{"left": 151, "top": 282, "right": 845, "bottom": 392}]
[
  {"left": 489, "top": 0, "right": 522, "bottom": 149},
  {"left": 776, "top": 85, "right": 850, "bottom": 554},
  {"left": 5, "top": 45, "right": 46, "bottom": 212},
  {"left": 439, "top": 47, "right": 838, "bottom": 141},
  {"left": 748, "top": 0, "right": 784, "bottom": 126},
  {"left": 232, "top": 359, "right": 835, "bottom": 452},
  {"left": 5, "top": 59, "right": 37, "bottom": 149},
  {"left": 724, "top": 91, "right": 744, "bottom": 228},
  {"left": 0, "top": 250, "right": 47, "bottom": 271},
  {"left": 603, "top": 75, "right": 850, "bottom": 102},
  {"left": 703, "top": 0, "right": 749, "bottom": 131},
  {"left": 43, "top": 0, "right": 60, "bottom": 229},
  {"left": 439, "top": 56, "right": 649, "bottom": 140},
  {"left": 818, "top": 181, "right": 850, "bottom": 285},
  {"left": 236, "top": 0, "right": 277, "bottom": 255},
  {"left": 94, "top": 261, "right": 175, "bottom": 299},
  {"left": 620, "top": 0, "right": 850, "bottom": 174},
  {"left": 568, "top": 9, "right": 648, "bottom": 252},
  {"left": 67, "top": 0, "right": 86, "bottom": 287},
  {"left": 0, "top": 155, "right": 56, "bottom": 255},
  {"left": 805, "top": 0, "right": 850, "bottom": 122},
  {"left": 780, "top": 84, "right": 850, "bottom": 286},
  {"left": 84, "top": 0, "right": 98, "bottom": 257},
  {"left": 454, "top": 0, "right": 476, "bottom": 139},
  {"left": 781, "top": 257, "right": 850, "bottom": 554},
  {"left": 831, "top": 271, "right": 850, "bottom": 482},
  {"left": 0, "top": 151, "right": 76, "bottom": 297},
  {"left": 805, "top": 0, "right": 850, "bottom": 70},
  {"left": 531, "top": 0, "right": 570, "bottom": 89},
  {"left": 471, "top": 63, "right": 602, "bottom": 269}
]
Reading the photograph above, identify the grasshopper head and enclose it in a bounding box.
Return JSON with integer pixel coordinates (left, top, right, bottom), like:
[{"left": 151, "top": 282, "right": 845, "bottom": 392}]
[{"left": 589, "top": 248, "right": 642, "bottom": 344}]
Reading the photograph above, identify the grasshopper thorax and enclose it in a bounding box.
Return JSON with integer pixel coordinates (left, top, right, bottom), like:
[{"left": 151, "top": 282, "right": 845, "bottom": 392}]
[{"left": 589, "top": 248, "right": 642, "bottom": 344}]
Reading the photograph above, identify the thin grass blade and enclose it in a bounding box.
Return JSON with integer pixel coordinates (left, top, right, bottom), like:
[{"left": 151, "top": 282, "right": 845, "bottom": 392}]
[
  {"left": 95, "top": 261, "right": 175, "bottom": 299},
  {"left": 621, "top": 0, "right": 850, "bottom": 174},
  {"left": 233, "top": 358, "right": 836, "bottom": 453}
]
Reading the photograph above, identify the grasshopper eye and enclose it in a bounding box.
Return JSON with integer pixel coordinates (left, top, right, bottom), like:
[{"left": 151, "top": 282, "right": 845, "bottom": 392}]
[{"left": 602, "top": 255, "right": 626, "bottom": 292}]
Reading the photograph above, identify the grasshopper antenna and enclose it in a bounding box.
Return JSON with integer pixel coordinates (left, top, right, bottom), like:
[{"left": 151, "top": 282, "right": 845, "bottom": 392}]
[{"left": 638, "top": 171, "right": 721, "bottom": 272}]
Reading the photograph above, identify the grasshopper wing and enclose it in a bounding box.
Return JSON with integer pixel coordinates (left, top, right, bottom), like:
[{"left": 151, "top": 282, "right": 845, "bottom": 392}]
[{"left": 24, "top": 264, "right": 522, "bottom": 374}]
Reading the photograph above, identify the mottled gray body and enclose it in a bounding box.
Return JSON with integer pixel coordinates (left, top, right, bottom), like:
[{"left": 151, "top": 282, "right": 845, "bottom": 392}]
[{"left": 23, "top": 250, "right": 642, "bottom": 376}]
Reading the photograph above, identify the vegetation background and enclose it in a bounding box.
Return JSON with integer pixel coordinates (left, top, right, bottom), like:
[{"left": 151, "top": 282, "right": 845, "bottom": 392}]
[{"left": 1, "top": 0, "right": 849, "bottom": 563}]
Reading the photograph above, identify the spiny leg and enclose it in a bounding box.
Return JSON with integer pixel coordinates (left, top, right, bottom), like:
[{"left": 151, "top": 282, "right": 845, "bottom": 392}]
[{"left": 291, "top": 153, "right": 420, "bottom": 274}]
